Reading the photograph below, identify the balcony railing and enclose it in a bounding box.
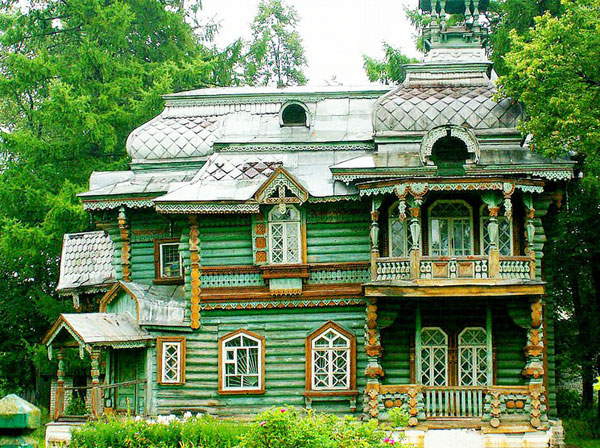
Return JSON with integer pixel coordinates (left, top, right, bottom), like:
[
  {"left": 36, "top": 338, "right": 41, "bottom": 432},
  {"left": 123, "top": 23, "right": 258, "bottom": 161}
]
[
  {"left": 424, "top": 386, "right": 485, "bottom": 418},
  {"left": 373, "top": 255, "right": 534, "bottom": 282}
]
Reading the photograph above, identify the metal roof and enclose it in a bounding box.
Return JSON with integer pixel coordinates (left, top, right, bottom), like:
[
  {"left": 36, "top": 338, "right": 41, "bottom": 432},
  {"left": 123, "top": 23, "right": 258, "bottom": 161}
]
[
  {"left": 57, "top": 231, "right": 116, "bottom": 294},
  {"left": 43, "top": 313, "right": 153, "bottom": 348}
]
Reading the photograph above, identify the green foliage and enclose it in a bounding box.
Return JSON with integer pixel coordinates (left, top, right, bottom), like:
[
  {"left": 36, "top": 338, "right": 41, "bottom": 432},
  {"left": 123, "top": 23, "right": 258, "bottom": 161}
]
[
  {"left": 70, "top": 415, "right": 247, "bottom": 448},
  {"left": 386, "top": 407, "right": 409, "bottom": 429},
  {"left": 363, "top": 43, "right": 419, "bottom": 85},
  {"left": 557, "top": 389, "right": 584, "bottom": 419},
  {"left": 64, "top": 397, "right": 87, "bottom": 416},
  {"left": 239, "top": 406, "right": 406, "bottom": 448},
  {"left": 0, "top": 0, "right": 240, "bottom": 395},
  {"left": 244, "top": 0, "right": 307, "bottom": 87},
  {"left": 497, "top": 0, "right": 600, "bottom": 173}
]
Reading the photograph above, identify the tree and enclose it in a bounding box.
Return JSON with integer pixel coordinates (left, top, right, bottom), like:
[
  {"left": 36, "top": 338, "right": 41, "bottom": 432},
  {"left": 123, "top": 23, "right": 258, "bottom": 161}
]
[
  {"left": 498, "top": 0, "right": 600, "bottom": 411},
  {"left": 0, "top": 0, "right": 239, "bottom": 395},
  {"left": 362, "top": 43, "right": 419, "bottom": 85},
  {"left": 244, "top": 0, "right": 307, "bottom": 87}
]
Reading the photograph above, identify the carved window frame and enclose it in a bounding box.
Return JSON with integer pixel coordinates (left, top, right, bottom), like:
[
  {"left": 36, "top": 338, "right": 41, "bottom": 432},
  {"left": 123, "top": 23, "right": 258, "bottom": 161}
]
[
  {"left": 305, "top": 322, "right": 357, "bottom": 394},
  {"left": 428, "top": 200, "right": 474, "bottom": 257},
  {"left": 154, "top": 238, "right": 184, "bottom": 284},
  {"left": 157, "top": 337, "right": 186, "bottom": 385},
  {"left": 479, "top": 205, "right": 513, "bottom": 256},
  {"left": 268, "top": 205, "right": 302, "bottom": 264},
  {"left": 218, "top": 330, "right": 265, "bottom": 395}
]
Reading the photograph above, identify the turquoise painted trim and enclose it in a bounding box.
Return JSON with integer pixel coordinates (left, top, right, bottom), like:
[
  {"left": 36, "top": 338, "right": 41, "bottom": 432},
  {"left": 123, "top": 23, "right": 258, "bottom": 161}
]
[
  {"left": 415, "top": 306, "right": 422, "bottom": 385},
  {"left": 486, "top": 304, "right": 493, "bottom": 387}
]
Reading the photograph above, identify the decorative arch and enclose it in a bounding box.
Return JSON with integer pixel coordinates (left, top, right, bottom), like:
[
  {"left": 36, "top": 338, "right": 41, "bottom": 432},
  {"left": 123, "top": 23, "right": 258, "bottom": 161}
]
[
  {"left": 420, "top": 125, "right": 480, "bottom": 166},
  {"left": 279, "top": 101, "right": 310, "bottom": 127}
]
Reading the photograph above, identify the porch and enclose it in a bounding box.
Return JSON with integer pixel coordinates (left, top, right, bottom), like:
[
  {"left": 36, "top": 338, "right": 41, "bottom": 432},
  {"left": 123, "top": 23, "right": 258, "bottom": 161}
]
[{"left": 42, "top": 313, "right": 153, "bottom": 420}]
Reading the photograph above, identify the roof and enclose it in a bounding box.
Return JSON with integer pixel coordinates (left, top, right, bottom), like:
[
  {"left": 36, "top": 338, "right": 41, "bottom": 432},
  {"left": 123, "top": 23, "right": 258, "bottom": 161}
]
[
  {"left": 57, "top": 231, "right": 116, "bottom": 294},
  {"left": 43, "top": 313, "right": 153, "bottom": 349},
  {"left": 101, "top": 281, "right": 188, "bottom": 327}
]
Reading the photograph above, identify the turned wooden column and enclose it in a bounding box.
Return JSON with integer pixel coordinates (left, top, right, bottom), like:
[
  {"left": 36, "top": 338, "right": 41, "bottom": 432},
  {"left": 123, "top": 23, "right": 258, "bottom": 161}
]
[
  {"left": 482, "top": 191, "right": 503, "bottom": 278},
  {"left": 118, "top": 206, "right": 131, "bottom": 282},
  {"left": 523, "top": 193, "right": 537, "bottom": 279},
  {"left": 90, "top": 348, "right": 101, "bottom": 418},
  {"left": 54, "top": 348, "right": 66, "bottom": 420},
  {"left": 364, "top": 298, "right": 384, "bottom": 419},
  {"left": 369, "top": 199, "right": 382, "bottom": 281},
  {"left": 189, "top": 215, "right": 201, "bottom": 330}
]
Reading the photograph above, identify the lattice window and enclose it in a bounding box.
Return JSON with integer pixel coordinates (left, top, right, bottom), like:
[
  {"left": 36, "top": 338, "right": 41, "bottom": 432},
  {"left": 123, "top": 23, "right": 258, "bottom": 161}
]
[
  {"left": 481, "top": 211, "right": 513, "bottom": 256},
  {"left": 458, "top": 327, "right": 489, "bottom": 387},
  {"left": 420, "top": 327, "right": 448, "bottom": 387},
  {"left": 158, "top": 337, "right": 185, "bottom": 385},
  {"left": 157, "top": 241, "right": 183, "bottom": 279},
  {"left": 429, "top": 201, "right": 473, "bottom": 256},
  {"left": 389, "top": 202, "right": 411, "bottom": 257},
  {"left": 268, "top": 206, "right": 301, "bottom": 264},
  {"left": 220, "top": 331, "right": 264, "bottom": 392},
  {"left": 311, "top": 329, "right": 351, "bottom": 390}
]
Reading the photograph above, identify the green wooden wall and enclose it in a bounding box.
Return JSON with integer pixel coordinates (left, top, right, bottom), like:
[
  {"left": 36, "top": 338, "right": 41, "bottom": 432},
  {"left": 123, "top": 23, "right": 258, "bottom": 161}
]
[
  {"left": 199, "top": 215, "right": 253, "bottom": 266},
  {"left": 148, "top": 306, "right": 367, "bottom": 417}
]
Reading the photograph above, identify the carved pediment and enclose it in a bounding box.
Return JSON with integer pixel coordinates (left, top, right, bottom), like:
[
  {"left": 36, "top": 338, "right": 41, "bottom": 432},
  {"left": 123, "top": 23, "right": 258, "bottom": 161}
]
[{"left": 255, "top": 167, "right": 309, "bottom": 206}]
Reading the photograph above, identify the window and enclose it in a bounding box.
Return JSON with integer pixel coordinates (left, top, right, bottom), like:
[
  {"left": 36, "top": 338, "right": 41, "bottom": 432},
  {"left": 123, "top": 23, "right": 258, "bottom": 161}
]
[
  {"left": 154, "top": 239, "right": 183, "bottom": 282},
  {"left": 480, "top": 206, "right": 513, "bottom": 256},
  {"left": 218, "top": 330, "right": 265, "bottom": 394},
  {"left": 429, "top": 201, "right": 473, "bottom": 256},
  {"left": 157, "top": 337, "right": 185, "bottom": 385},
  {"left": 306, "top": 322, "right": 356, "bottom": 392},
  {"left": 420, "top": 327, "right": 448, "bottom": 387},
  {"left": 389, "top": 202, "right": 411, "bottom": 257},
  {"left": 268, "top": 206, "right": 301, "bottom": 264},
  {"left": 458, "top": 328, "right": 489, "bottom": 386},
  {"left": 281, "top": 103, "right": 308, "bottom": 126}
]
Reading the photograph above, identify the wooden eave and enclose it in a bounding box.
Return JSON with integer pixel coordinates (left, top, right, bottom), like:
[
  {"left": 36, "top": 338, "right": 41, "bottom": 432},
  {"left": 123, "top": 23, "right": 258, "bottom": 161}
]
[
  {"left": 356, "top": 176, "right": 546, "bottom": 190},
  {"left": 364, "top": 279, "right": 545, "bottom": 298}
]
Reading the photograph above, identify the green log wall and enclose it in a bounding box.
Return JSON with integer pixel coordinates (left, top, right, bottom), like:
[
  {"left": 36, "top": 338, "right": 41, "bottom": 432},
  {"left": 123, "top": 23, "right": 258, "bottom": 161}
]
[{"left": 149, "top": 306, "right": 367, "bottom": 417}]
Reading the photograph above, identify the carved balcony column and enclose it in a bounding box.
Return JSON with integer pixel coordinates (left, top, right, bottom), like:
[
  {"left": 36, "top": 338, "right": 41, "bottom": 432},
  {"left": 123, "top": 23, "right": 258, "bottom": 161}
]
[
  {"left": 189, "top": 216, "right": 201, "bottom": 330},
  {"left": 364, "top": 298, "right": 384, "bottom": 419},
  {"left": 407, "top": 183, "right": 428, "bottom": 279},
  {"left": 522, "top": 296, "right": 547, "bottom": 429},
  {"left": 369, "top": 198, "right": 382, "bottom": 281},
  {"left": 522, "top": 193, "right": 537, "bottom": 279},
  {"left": 482, "top": 191, "right": 503, "bottom": 278},
  {"left": 118, "top": 207, "right": 131, "bottom": 282},
  {"left": 90, "top": 348, "right": 101, "bottom": 418},
  {"left": 54, "top": 348, "right": 66, "bottom": 420}
]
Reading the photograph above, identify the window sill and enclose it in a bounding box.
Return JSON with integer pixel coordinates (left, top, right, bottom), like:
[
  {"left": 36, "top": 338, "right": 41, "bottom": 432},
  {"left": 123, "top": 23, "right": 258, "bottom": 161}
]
[
  {"left": 218, "top": 388, "right": 266, "bottom": 395},
  {"left": 260, "top": 264, "right": 309, "bottom": 280},
  {"left": 303, "top": 390, "right": 359, "bottom": 398},
  {"left": 153, "top": 277, "right": 184, "bottom": 285}
]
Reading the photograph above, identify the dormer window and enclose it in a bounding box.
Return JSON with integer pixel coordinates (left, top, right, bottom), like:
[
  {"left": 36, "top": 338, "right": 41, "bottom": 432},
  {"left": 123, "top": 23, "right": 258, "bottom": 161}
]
[
  {"left": 268, "top": 205, "right": 301, "bottom": 264},
  {"left": 280, "top": 102, "right": 308, "bottom": 127}
]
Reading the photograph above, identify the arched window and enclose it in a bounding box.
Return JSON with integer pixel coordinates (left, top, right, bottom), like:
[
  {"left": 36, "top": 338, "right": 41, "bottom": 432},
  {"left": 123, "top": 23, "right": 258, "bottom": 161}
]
[
  {"left": 280, "top": 102, "right": 308, "bottom": 126},
  {"left": 306, "top": 322, "right": 356, "bottom": 391},
  {"left": 458, "top": 327, "right": 489, "bottom": 386},
  {"left": 218, "top": 330, "right": 265, "bottom": 393},
  {"left": 420, "top": 327, "right": 448, "bottom": 386},
  {"left": 480, "top": 205, "right": 513, "bottom": 256},
  {"left": 388, "top": 202, "right": 411, "bottom": 257},
  {"left": 429, "top": 200, "right": 473, "bottom": 256},
  {"left": 268, "top": 205, "right": 301, "bottom": 264}
]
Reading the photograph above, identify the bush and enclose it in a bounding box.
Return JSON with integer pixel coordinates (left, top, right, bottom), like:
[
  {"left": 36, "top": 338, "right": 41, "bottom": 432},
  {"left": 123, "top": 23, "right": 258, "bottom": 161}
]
[
  {"left": 70, "top": 414, "right": 248, "bottom": 448},
  {"left": 64, "top": 397, "right": 87, "bottom": 416},
  {"left": 239, "top": 406, "right": 406, "bottom": 448},
  {"left": 557, "top": 389, "right": 584, "bottom": 418}
]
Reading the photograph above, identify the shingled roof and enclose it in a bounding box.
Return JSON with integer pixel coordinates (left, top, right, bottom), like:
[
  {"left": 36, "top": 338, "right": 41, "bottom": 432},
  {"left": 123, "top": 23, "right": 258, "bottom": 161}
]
[{"left": 57, "top": 231, "right": 116, "bottom": 294}]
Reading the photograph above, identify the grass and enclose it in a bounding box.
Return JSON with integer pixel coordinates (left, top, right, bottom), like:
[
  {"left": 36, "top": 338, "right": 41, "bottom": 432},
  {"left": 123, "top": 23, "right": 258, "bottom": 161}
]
[{"left": 564, "top": 419, "right": 600, "bottom": 448}]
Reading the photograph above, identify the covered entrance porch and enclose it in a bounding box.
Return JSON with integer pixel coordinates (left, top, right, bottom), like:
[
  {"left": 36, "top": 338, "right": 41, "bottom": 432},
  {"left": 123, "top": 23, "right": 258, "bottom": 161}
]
[
  {"left": 43, "top": 313, "right": 153, "bottom": 419},
  {"left": 363, "top": 294, "right": 547, "bottom": 431}
]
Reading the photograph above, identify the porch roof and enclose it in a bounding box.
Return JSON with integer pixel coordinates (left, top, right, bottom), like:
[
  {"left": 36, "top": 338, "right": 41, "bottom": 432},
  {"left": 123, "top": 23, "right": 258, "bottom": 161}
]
[{"left": 43, "top": 313, "right": 153, "bottom": 357}]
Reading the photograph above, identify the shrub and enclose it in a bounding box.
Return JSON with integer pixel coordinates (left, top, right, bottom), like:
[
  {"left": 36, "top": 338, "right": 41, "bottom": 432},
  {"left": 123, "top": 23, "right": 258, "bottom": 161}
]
[
  {"left": 239, "top": 406, "right": 407, "bottom": 448},
  {"left": 557, "top": 388, "right": 583, "bottom": 418},
  {"left": 64, "top": 397, "right": 87, "bottom": 416}
]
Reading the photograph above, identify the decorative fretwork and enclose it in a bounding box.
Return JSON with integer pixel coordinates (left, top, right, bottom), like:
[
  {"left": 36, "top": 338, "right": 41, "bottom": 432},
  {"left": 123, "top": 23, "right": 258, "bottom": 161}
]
[
  {"left": 499, "top": 258, "right": 531, "bottom": 279},
  {"left": 201, "top": 297, "right": 366, "bottom": 311},
  {"left": 420, "top": 125, "right": 480, "bottom": 166},
  {"left": 419, "top": 257, "right": 488, "bottom": 279},
  {"left": 189, "top": 217, "right": 201, "bottom": 330},
  {"left": 312, "top": 329, "right": 351, "bottom": 390},
  {"left": 458, "top": 328, "right": 489, "bottom": 387},
  {"left": 424, "top": 387, "right": 486, "bottom": 418},
  {"left": 307, "top": 268, "right": 370, "bottom": 284},
  {"left": 420, "top": 328, "right": 448, "bottom": 387},
  {"left": 376, "top": 258, "right": 411, "bottom": 281},
  {"left": 255, "top": 168, "right": 309, "bottom": 206},
  {"left": 202, "top": 272, "right": 265, "bottom": 288}
]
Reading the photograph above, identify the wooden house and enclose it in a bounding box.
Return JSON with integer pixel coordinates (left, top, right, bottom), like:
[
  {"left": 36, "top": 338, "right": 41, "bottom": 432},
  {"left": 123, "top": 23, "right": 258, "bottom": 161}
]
[{"left": 43, "top": 2, "right": 573, "bottom": 445}]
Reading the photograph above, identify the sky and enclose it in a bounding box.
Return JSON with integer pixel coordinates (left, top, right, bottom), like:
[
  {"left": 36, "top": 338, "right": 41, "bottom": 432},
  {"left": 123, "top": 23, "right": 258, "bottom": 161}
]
[{"left": 201, "top": 0, "right": 422, "bottom": 86}]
